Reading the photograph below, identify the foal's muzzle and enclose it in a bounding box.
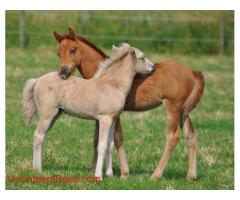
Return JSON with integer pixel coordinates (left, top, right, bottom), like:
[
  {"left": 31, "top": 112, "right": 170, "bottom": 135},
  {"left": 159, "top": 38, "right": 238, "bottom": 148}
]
[
  {"left": 147, "top": 64, "right": 155, "bottom": 73},
  {"left": 58, "top": 66, "right": 72, "bottom": 80},
  {"left": 151, "top": 64, "right": 156, "bottom": 72},
  {"left": 144, "top": 64, "right": 155, "bottom": 75}
]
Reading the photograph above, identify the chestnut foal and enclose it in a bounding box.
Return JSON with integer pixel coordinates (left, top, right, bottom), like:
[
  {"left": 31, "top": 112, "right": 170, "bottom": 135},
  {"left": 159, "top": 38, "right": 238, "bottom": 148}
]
[{"left": 54, "top": 28, "right": 205, "bottom": 180}]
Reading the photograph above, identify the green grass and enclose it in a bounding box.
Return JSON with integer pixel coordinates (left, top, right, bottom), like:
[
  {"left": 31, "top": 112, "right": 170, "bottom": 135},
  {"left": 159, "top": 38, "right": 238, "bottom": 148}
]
[{"left": 6, "top": 46, "right": 234, "bottom": 189}]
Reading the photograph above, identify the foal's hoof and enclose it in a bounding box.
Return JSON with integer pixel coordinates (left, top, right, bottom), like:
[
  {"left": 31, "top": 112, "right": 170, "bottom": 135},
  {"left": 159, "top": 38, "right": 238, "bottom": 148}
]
[
  {"left": 120, "top": 173, "right": 129, "bottom": 179},
  {"left": 33, "top": 166, "right": 42, "bottom": 172},
  {"left": 150, "top": 174, "right": 161, "bottom": 181},
  {"left": 95, "top": 176, "right": 103, "bottom": 181},
  {"left": 106, "top": 173, "right": 114, "bottom": 177},
  {"left": 186, "top": 174, "right": 197, "bottom": 181}
]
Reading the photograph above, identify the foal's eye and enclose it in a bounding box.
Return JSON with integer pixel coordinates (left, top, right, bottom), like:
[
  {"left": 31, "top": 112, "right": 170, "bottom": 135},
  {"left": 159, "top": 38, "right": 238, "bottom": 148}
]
[
  {"left": 69, "top": 48, "right": 77, "bottom": 54},
  {"left": 140, "top": 57, "right": 145, "bottom": 61}
]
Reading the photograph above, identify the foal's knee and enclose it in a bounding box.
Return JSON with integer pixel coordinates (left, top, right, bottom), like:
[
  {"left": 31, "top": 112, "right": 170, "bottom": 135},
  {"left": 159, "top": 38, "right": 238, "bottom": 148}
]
[
  {"left": 114, "top": 129, "right": 123, "bottom": 149},
  {"left": 185, "top": 132, "right": 197, "bottom": 147},
  {"left": 98, "top": 140, "right": 107, "bottom": 154},
  {"left": 167, "top": 132, "right": 180, "bottom": 148},
  {"left": 183, "top": 120, "right": 197, "bottom": 146},
  {"left": 114, "top": 136, "right": 123, "bottom": 149},
  {"left": 183, "top": 117, "right": 196, "bottom": 140},
  {"left": 33, "top": 131, "right": 44, "bottom": 146}
]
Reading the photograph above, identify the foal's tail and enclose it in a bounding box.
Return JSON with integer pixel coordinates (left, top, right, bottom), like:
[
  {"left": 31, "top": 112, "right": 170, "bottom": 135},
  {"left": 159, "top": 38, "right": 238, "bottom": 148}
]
[
  {"left": 180, "top": 71, "right": 205, "bottom": 129},
  {"left": 22, "top": 78, "right": 38, "bottom": 124}
]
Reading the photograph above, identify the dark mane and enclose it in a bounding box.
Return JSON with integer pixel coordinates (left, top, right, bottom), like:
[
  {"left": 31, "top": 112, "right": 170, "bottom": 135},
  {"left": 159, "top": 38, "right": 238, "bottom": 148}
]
[
  {"left": 77, "top": 36, "right": 109, "bottom": 58},
  {"left": 59, "top": 33, "right": 109, "bottom": 58}
]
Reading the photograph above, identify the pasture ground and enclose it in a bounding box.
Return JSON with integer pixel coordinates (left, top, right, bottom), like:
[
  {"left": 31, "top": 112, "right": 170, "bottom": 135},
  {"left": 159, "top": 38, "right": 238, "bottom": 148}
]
[{"left": 6, "top": 46, "right": 234, "bottom": 189}]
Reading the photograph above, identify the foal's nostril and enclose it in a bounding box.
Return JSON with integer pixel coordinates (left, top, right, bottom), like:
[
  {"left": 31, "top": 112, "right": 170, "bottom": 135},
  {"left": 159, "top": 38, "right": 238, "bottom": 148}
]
[
  {"left": 62, "top": 67, "right": 67, "bottom": 73},
  {"left": 146, "top": 65, "right": 155, "bottom": 73},
  {"left": 150, "top": 65, "right": 155, "bottom": 72},
  {"left": 59, "top": 66, "right": 68, "bottom": 74},
  {"left": 59, "top": 66, "right": 71, "bottom": 79}
]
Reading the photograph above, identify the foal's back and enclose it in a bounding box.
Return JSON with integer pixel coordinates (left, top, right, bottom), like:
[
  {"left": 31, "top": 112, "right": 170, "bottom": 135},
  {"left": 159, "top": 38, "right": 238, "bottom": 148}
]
[
  {"left": 125, "top": 61, "right": 195, "bottom": 111},
  {"left": 34, "top": 72, "right": 124, "bottom": 120}
]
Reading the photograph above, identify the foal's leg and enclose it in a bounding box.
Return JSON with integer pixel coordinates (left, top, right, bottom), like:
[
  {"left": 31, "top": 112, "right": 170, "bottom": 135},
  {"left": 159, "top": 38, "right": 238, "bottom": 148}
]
[
  {"left": 95, "top": 116, "right": 113, "bottom": 180},
  {"left": 182, "top": 115, "right": 197, "bottom": 179},
  {"left": 92, "top": 118, "right": 130, "bottom": 178},
  {"left": 92, "top": 120, "right": 99, "bottom": 171},
  {"left": 150, "top": 101, "right": 182, "bottom": 180},
  {"left": 105, "top": 120, "right": 116, "bottom": 177},
  {"left": 33, "top": 108, "right": 60, "bottom": 171},
  {"left": 114, "top": 118, "right": 129, "bottom": 178}
]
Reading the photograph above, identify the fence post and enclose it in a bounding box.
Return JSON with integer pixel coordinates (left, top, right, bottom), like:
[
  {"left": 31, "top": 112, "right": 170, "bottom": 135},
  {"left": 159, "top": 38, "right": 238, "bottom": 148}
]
[
  {"left": 19, "top": 10, "right": 25, "bottom": 49},
  {"left": 219, "top": 16, "right": 225, "bottom": 56}
]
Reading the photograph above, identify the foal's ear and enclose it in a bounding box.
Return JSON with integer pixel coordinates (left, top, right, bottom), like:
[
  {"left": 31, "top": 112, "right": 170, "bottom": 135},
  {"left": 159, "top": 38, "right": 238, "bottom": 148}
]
[
  {"left": 53, "top": 31, "right": 63, "bottom": 43},
  {"left": 130, "top": 48, "right": 137, "bottom": 63},
  {"left": 130, "top": 48, "right": 136, "bottom": 58},
  {"left": 112, "top": 44, "right": 119, "bottom": 53},
  {"left": 68, "top": 27, "right": 76, "bottom": 40},
  {"left": 112, "top": 44, "right": 118, "bottom": 50}
]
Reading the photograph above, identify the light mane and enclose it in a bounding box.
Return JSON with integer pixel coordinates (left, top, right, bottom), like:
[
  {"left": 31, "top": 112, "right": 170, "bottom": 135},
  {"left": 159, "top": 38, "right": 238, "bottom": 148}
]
[{"left": 93, "top": 43, "right": 131, "bottom": 79}]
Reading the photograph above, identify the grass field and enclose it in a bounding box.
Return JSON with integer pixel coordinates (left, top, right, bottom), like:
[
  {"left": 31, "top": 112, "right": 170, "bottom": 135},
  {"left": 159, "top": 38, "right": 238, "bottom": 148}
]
[{"left": 6, "top": 46, "right": 234, "bottom": 189}]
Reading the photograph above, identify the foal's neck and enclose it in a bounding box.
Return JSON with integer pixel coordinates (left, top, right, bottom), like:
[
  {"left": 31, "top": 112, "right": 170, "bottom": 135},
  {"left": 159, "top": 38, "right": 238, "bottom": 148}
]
[
  {"left": 100, "top": 55, "right": 135, "bottom": 97},
  {"left": 77, "top": 40, "right": 107, "bottom": 79}
]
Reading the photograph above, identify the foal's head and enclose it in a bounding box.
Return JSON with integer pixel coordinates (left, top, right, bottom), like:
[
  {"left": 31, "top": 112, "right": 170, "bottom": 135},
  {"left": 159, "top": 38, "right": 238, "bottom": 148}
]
[
  {"left": 113, "top": 43, "right": 155, "bottom": 75},
  {"left": 54, "top": 27, "right": 83, "bottom": 79}
]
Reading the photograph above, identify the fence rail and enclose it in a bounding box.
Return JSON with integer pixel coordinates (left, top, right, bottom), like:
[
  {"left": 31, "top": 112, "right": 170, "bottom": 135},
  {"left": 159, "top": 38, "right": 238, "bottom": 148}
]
[
  {"left": 7, "top": 30, "right": 226, "bottom": 43},
  {"left": 6, "top": 11, "right": 234, "bottom": 55}
]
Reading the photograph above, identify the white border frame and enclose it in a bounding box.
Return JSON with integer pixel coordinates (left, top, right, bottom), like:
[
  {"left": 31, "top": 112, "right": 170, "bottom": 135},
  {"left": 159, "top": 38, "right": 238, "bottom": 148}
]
[{"left": 1, "top": 0, "right": 239, "bottom": 199}]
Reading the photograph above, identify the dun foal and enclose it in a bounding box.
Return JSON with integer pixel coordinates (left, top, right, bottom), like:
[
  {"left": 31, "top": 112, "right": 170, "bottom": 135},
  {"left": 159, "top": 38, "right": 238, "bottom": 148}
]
[
  {"left": 22, "top": 43, "right": 154, "bottom": 179},
  {"left": 53, "top": 28, "right": 205, "bottom": 180}
]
